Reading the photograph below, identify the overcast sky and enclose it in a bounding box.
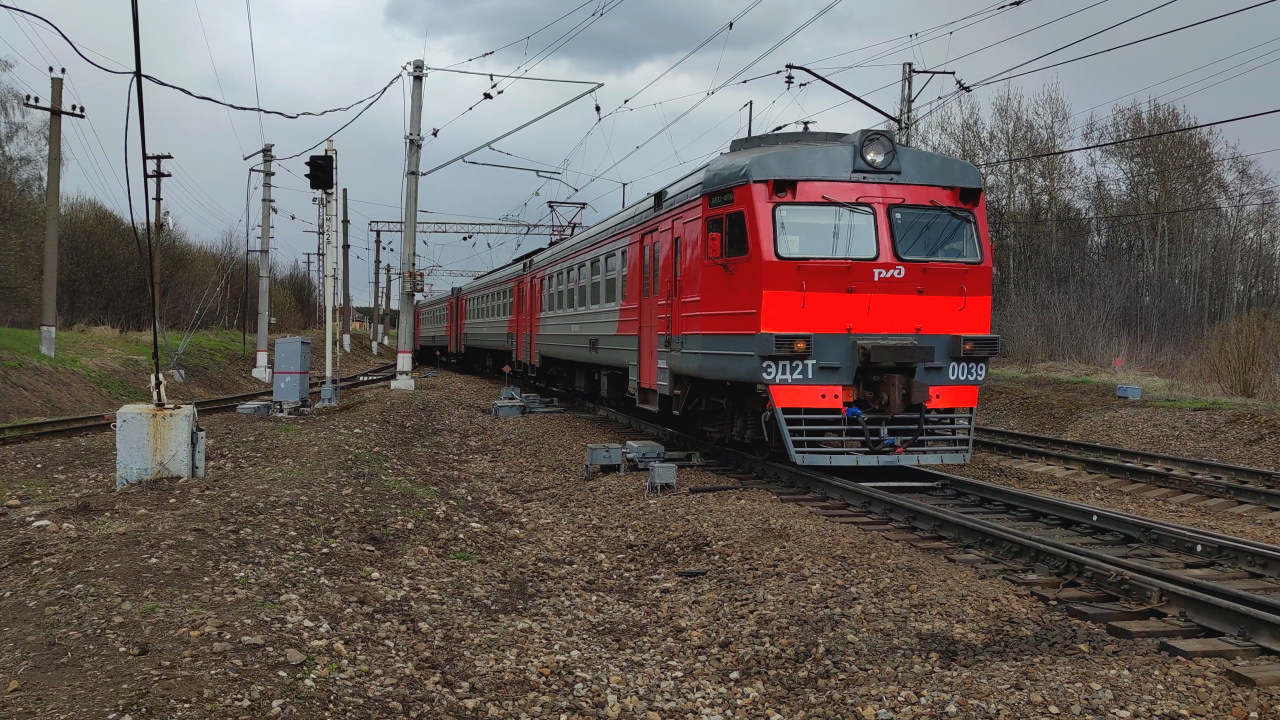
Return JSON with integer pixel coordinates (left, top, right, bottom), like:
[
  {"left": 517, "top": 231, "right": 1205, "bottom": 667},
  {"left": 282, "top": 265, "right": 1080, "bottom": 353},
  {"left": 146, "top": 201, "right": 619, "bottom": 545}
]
[{"left": 3, "top": 0, "right": 1279, "bottom": 305}]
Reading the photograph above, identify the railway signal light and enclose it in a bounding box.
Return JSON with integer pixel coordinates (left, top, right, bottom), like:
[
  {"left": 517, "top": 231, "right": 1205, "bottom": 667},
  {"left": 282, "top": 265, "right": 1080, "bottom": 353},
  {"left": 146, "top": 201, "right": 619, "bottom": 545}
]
[{"left": 304, "top": 154, "right": 335, "bottom": 190}]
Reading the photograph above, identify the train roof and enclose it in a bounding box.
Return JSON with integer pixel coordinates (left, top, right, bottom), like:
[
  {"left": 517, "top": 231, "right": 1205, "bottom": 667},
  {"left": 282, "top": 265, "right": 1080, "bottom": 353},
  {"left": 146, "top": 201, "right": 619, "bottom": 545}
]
[
  {"left": 419, "top": 130, "right": 982, "bottom": 306},
  {"left": 702, "top": 129, "right": 983, "bottom": 193}
]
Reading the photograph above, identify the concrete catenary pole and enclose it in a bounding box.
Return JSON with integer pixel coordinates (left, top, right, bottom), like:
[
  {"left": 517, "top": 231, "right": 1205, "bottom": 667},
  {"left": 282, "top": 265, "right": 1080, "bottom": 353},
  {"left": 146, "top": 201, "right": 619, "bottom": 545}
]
[
  {"left": 320, "top": 139, "right": 338, "bottom": 404},
  {"left": 37, "top": 75, "right": 65, "bottom": 358},
  {"left": 899, "top": 62, "right": 914, "bottom": 147},
  {"left": 252, "top": 143, "right": 274, "bottom": 382},
  {"left": 371, "top": 230, "right": 382, "bottom": 354},
  {"left": 145, "top": 153, "right": 173, "bottom": 344},
  {"left": 383, "top": 263, "right": 392, "bottom": 346},
  {"left": 393, "top": 59, "right": 426, "bottom": 391},
  {"left": 341, "top": 187, "right": 351, "bottom": 353}
]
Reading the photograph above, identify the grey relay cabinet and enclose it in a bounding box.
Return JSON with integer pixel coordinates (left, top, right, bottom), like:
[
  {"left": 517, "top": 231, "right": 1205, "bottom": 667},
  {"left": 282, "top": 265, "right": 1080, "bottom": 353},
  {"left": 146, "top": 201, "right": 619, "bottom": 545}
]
[{"left": 272, "top": 336, "right": 312, "bottom": 405}]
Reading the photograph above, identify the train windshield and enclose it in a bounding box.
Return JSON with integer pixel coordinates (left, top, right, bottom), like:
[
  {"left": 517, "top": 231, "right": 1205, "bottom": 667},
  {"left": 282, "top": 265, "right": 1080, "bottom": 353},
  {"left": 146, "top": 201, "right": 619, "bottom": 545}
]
[
  {"left": 773, "top": 203, "right": 877, "bottom": 259},
  {"left": 890, "top": 206, "right": 981, "bottom": 262}
]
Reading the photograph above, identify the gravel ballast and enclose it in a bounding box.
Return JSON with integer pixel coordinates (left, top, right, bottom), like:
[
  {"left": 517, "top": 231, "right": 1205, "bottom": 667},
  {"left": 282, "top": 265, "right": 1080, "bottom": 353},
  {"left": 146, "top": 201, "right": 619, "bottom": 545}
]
[{"left": 1, "top": 370, "right": 1277, "bottom": 718}]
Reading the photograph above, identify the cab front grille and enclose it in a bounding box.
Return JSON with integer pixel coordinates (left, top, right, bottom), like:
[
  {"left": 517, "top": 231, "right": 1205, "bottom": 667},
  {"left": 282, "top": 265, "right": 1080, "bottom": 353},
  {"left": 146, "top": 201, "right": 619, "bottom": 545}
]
[
  {"left": 953, "top": 335, "right": 1001, "bottom": 358},
  {"left": 773, "top": 334, "right": 812, "bottom": 356}
]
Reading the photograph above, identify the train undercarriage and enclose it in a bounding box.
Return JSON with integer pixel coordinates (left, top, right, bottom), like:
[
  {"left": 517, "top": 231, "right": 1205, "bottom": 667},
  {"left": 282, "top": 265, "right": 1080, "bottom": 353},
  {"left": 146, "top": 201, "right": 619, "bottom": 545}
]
[{"left": 424, "top": 346, "right": 977, "bottom": 466}]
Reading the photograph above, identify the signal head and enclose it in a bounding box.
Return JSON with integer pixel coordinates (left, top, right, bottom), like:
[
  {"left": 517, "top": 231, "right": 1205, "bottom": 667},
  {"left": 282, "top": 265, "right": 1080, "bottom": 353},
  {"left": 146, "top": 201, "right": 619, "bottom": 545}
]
[{"left": 304, "top": 154, "right": 335, "bottom": 191}]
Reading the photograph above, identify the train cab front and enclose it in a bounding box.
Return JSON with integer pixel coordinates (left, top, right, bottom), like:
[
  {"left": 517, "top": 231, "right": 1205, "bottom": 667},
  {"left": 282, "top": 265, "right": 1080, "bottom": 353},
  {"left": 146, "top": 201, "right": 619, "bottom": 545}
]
[{"left": 718, "top": 128, "right": 998, "bottom": 466}]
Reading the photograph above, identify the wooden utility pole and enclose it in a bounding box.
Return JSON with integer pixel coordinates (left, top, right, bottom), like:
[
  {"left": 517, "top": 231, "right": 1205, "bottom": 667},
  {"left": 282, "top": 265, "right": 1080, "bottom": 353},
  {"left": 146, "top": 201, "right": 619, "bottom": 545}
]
[
  {"left": 341, "top": 187, "right": 351, "bottom": 352},
  {"left": 303, "top": 251, "right": 320, "bottom": 322},
  {"left": 24, "top": 70, "right": 85, "bottom": 358},
  {"left": 145, "top": 153, "right": 173, "bottom": 339},
  {"left": 371, "top": 230, "right": 382, "bottom": 354}
]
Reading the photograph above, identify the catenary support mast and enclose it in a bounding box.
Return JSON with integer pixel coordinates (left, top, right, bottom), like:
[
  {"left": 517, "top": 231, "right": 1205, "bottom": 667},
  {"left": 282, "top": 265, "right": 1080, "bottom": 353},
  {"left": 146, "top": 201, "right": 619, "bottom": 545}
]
[
  {"left": 252, "top": 143, "right": 274, "bottom": 382},
  {"left": 341, "top": 188, "right": 351, "bottom": 353},
  {"left": 371, "top": 230, "right": 382, "bottom": 354},
  {"left": 392, "top": 59, "right": 426, "bottom": 391}
]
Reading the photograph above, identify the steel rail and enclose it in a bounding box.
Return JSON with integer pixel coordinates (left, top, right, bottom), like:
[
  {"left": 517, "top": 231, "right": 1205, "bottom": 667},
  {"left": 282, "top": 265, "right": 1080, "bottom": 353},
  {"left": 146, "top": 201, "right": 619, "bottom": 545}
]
[
  {"left": 0, "top": 362, "right": 396, "bottom": 445},
  {"left": 586, "top": 404, "right": 1280, "bottom": 652},
  {"left": 975, "top": 425, "right": 1280, "bottom": 510}
]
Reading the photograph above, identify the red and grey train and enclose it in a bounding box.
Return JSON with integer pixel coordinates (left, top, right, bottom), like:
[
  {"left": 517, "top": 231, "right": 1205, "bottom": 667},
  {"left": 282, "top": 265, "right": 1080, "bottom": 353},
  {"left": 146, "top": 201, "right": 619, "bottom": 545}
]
[{"left": 416, "top": 129, "right": 998, "bottom": 466}]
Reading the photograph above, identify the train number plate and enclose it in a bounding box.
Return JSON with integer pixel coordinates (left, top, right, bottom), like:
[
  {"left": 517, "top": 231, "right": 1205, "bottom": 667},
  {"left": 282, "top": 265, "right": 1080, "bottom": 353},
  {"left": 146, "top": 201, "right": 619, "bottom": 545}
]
[
  {"left": 948, "top": 361, "right": 987, "bottom": 382},
  {"left": 761, "top": 359, "right": 816, "bottom": 382}
]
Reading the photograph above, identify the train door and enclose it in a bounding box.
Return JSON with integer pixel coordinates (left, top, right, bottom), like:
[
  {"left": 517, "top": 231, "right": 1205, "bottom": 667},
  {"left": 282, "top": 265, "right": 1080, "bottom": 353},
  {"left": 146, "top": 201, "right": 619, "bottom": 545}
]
[
  {"left": 637, "top": 230, "right": 659, "bottom": 410},
  {"left": 446, "top": 296, "right": 457, "bottom": 353},
  {"left": 519, "top": 277, "right": 535, "bottom": 366},
  {"left": 666, "top": 218, "right": 684, "bottom": 341},
  {"left": 513, "top": 277, "right": 525, "bottom": 366},
  {"left": 451, "top": 290, "right": 465, "bottom": 353}
]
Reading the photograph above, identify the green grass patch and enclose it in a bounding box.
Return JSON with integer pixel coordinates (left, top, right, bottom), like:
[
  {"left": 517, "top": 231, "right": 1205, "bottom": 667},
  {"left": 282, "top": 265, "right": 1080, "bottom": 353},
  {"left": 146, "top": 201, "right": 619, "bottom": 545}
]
[
  {"left": 382, "top": 477, "right": 439, "bottom": 501},
  {"left": 449, "top": 551, "right": 475, "bottom": 561}
]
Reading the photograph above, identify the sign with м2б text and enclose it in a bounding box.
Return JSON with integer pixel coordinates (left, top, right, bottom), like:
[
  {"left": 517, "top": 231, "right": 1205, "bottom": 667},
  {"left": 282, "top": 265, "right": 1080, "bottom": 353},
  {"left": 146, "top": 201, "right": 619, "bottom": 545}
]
[{"left": 707, "top": 190, "right": 734, "bottom": 208}]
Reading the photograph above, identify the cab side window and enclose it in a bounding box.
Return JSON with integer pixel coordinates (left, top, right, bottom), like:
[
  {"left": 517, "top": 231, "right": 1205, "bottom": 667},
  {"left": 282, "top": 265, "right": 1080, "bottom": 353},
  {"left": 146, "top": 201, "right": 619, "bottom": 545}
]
[
  {"left": 705, "top": 212, "right": 749, "bottom": 259},
  {"left": 724, "top": 211, "right": 748, "bottom": 258}
]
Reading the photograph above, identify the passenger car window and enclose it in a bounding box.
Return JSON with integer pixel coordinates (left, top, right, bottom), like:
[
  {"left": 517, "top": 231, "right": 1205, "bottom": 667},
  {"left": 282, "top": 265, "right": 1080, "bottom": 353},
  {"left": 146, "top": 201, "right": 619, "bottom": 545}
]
[
  {"left": 641, "top": 245, "right": 650, "bottom": 299},
  {"left": 604, "top": 254, "right": 617, "bottom": 304},
  {"left": 891, "top": 206, "right": 980, "bottom": 262},
  {"left": 651, "top": 240, "right": 660, "bottom": 295},
  {"left": 590, "top": 259, "right": 601, "bottom": 306}
]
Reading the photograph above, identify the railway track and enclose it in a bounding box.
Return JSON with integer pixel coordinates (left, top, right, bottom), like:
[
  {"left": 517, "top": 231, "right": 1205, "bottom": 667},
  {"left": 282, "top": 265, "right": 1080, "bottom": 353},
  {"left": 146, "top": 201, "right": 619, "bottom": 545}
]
[
  {"left": 0, "top": 363, "right": 396, "bottom": 446},
  {"left": 974, "top": 425, "right": 1280, "bottom": 515},
  {"left": 581, "top": 403, "right": 1280, "bottom": 663}
]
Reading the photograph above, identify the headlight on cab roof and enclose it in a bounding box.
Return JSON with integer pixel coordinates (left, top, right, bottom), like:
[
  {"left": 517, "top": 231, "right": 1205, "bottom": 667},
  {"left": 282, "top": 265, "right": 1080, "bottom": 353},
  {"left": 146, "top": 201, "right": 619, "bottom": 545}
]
[{"left": 860, "top": 133, "right": 896, "bottom": 169}]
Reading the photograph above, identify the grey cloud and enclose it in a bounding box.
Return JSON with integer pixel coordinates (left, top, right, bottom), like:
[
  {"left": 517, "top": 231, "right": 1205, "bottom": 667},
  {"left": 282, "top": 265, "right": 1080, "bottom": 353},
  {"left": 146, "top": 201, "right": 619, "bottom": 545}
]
[{"left": 383, "top": 0, "right": 794, "bottom": 72}]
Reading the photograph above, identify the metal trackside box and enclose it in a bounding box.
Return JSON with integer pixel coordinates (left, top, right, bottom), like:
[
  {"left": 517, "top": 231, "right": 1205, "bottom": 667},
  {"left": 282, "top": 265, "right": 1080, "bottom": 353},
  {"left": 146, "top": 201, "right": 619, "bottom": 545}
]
[
  {"left": 273, "top": 336, "right": 311, "bottom": 403},
  {"left": 647, "top": 463, "right": 678, "bottom": 492},
  {"left": 625, "top": 440, "right": 665, "bottom": 469},
  {"left": 492, "top": 400, "right": 525, "bottom": 418},
  {"left": 1116, "top": 385, "right": 1143, "bottom": 399},
  {"left": 584, "top": 443, "right": 624, "bottom": 479}
]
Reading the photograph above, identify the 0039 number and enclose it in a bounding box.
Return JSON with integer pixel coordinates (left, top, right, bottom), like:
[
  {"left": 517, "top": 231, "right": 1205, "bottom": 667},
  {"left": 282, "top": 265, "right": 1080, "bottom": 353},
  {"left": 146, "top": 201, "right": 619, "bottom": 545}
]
[{"left": 948, "top": 361, "right": 987, "bottom": 382}]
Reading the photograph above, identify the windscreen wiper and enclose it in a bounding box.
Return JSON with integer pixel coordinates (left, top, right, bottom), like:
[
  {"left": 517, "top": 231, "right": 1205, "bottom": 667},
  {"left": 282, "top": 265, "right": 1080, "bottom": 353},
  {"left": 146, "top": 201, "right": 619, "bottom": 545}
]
[
  {"left": 821, "top": 195, "right": 874, "bottom": 214},
  {"left": 930, "top": 199, "right": 974, "bottom": 224}
]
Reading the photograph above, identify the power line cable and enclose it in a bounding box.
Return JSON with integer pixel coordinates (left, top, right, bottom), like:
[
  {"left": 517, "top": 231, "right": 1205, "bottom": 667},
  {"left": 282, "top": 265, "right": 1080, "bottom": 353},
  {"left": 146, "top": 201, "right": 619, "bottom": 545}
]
[
  {"left": 273, "top": 71, "right": 404, "bottom": 160},
  {"left": 561, "top": 0, "right": 843, "bottom": 204},
  {"left": 977, "top": 107, "right": 1280, "bottom": 167},
  {"left": 974, "top": 0, "right": 1277, "bottom": 90},
  {"left": 913, "top": 0, "right": 1277, "bottom": 127},
  {"left": 439, "top": 0, "right": 598, "bottom": 69},
  {"left": 244, "top": 0, "right": 265, "bottom": 143},
  {"left": 192, "top": 0, "right": 246, "bottom": 156},
  {"left": 625, "top": 0, "right": 762, "bottom": 105},
  {"left": 0, "top": 3, "right": 402, "bottom": 120}
]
